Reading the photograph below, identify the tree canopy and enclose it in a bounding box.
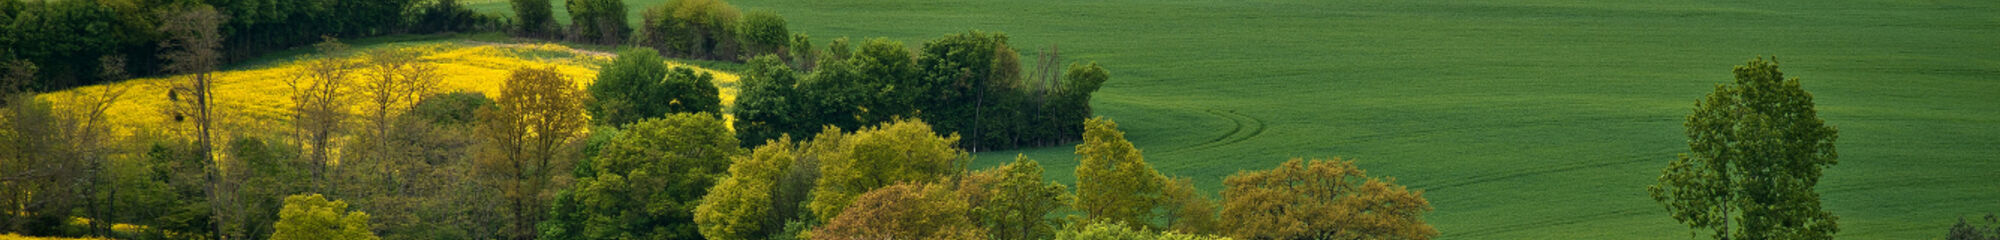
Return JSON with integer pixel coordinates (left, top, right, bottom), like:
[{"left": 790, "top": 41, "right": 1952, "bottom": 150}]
[
  {"left": 541, "top": 112, "right": 743, "bottom": 240},
  {"left": 1648, "top": 57, "right": 1840, "bottom": 240},
  {"left": 1219, "top": 158, "right": 1436, "bottom": 240}
]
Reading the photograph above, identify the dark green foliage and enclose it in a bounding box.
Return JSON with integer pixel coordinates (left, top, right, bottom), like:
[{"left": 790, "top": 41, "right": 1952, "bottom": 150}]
[
  {"left": 409, "top": 92, "right": 495, "bottom": 125},
  {"left": 732, "top": 32, "right": 1106, "bottom": 152},
  {"left": 638, "top": 0, "right": 740, "bottom": 60},
  {"left": 587, "top": 49, "right": 722, "bottom": 126},
  {"left": 413, "top": 0, "right": 498, "bottom": 34},
  {"left": 228, "top": 136, "right": 309, "bottom": 240},
  {"left": 540, "top": 112, "right": 744, "bottom": 240},
  {"left": 510, "top": 0, "right": 557, "bottom": 37},
  {"left": 1950, "top": 214, "right": 2000, "bottom": 240},
  {"left": 0, "top": 0, "right": 121, "bottom": 91},
  {"left": 565, "top": 0, "right": 629, "bottom": 45},
  {"left": 660, "top": 67, "right": 723, "bottom": 115},
  {"left": 2, "top": 0, "right": 493, "bottom": 93},
  {"left": 590, "top": 49, "right": 673, "bottom": 126},
  {"left": 732, "top": 55, "right": 809, "bottom": 146}
]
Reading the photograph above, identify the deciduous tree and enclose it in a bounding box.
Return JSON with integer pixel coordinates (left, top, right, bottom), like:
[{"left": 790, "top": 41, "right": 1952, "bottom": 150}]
[
  {"left": 157, "top": 4, "right": 230, "bottom": 238},
  {"left": 1073, "top": 117, "right": 1165, "bottom": 228},
  {"left": 475, "top": 67, "right": 588, "bottom": 240},
  {"left": 1647, "top": 57, "right": 1840, "bottom": 240},
  {"left": 811, "top": 183, "right": 986, "bottom": 240},
  {"left": 540, "top": 112, "right": 743, "bottom": 240},
  {"left": 1219, "top": 158, "right": 1436, "bottom": 240},
  {"left": 808, "top": 119, "right": 966, "bottom": 222}
]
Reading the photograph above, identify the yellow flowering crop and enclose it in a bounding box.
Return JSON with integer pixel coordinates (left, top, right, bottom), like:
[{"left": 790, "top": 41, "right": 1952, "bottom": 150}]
[{"left": 36, "top": 41, "right": 741, "bottom": 140}]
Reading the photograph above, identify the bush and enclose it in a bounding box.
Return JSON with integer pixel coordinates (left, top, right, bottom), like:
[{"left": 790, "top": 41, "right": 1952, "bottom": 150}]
[
  {"left": 739, "top": 10, "right": 789, "bottom": 58},
  {"left": 565, "top": 0, "right": 630, "bottom": 45},
  {"left": 413, "top": 0, "right": 498, "bottom": 34},
  {"left": 639, "top": 0, "right": 741, "bottom": 60},
  {"left": 509, "top": 0, "right": 556, "bottom": 37}
]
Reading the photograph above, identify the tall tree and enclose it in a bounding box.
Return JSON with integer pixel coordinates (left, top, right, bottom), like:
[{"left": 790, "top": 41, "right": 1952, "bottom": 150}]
[
  {"left": 1648, "top": 57, "right": 1840, "bottom": 240},
  {"left": 1073, "top": 117, "right": 1166, "bottom": 228},
  {"left": 540, "top": 112, "right": 744, "bottom": 240},
  {"left": 696, "top": 135, "right": 803, "bottom": 240},
  {"left": 476, "top": 67, "right": 588, "bottom": 240},
  {"left": 157, "top": 4, "right": 230, "bottom": 239},
  {"left": 1219, "top": 158, "right": 1436, "bottom": 240},
  {"left": 290, "top": 37, "right": 358, "bottom": 192},
  {"left": 975, "top": 155, "right": 1071, "bottom": 240}
]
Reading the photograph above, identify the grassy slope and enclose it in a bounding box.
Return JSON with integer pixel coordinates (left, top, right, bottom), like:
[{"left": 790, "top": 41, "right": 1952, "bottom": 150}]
[{"left": 468, "top": 0, "right": 2000, "bottom": 238}]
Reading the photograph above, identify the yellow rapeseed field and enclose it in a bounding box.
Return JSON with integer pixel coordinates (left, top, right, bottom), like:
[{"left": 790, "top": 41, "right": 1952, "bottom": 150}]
[
  {"left": 35, "top": 41, "right": 740, "bottom": 140},
  {"left": 0, "top": 233, "right": 114, "bottom": 240}
]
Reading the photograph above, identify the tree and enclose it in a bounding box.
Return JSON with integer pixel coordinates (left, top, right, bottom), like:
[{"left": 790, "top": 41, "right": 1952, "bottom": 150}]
[
  {"left": 975, "top": 155, "right": 1072, "bottom": 240},
  {"left": 1949, "top": 214, "right": 1999, "bottom": 240},
  {"left": 271, "top": 194, "right": 379, "bottom": 240},
  {"left": 638, "top": 0, "right": 741, "bottom": 60},
  {"left": 510, "top": 0, "right": 556, "bottom": 37},
  {"left": 696, "top": 135, "right": 803, "bottom": 240},
  {"left": 1056, "top": 221, "right": 1234, "bottom": 240},
  {"left": 732, "top": 54, "right": 808, "bottom": 146},
  {"left": 540, "top": 112, "right": 744, "bottom": 240},
  {"left": 157, "top": 4, "right": 230, "bottom": 239},
  {"left": 565, "top": 0, "right": 629, "bottom": 45},
  {"left": 1218, "top": 158, "right": 1436, "bottom": 240},
  {"left": 1647, "top": 57, "right": 1840, "bottom": 240},
  {"left": 808, "top": 119, "right": 967, "bottom": 222},
  {"left": 289, "top": 37, "right": 359, "bottom": 192},
  {"left": 1161, "top": 177, "right": 1218, "bottom": 235},
  {"left": 1073, "top": 117, "right": 1166, "bottom": 228},
  {"left": 587, "top": 49, "right": 721, "bottom": 126},
  {"left": 476, "top": 67, "right": 589, "bottom": 240},
  {"left": 660, "top": 67, "right": 723, "bottom": 115},
  {"left": 811, "top": 183, "right": 986, "bottom": 240},
  {"left": 589, "top": 49, "right": 672, "bottom": 126},
  {"left": 738, "top": 10, "right": 789, "bottom": 58}
]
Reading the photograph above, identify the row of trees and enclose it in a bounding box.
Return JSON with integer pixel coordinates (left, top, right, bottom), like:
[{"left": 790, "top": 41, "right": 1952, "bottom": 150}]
[
  {"left": 0, "top": 0, "right": 497, "bottom": 92},
  {"left": 508, "top": 0, "right": 793, "bottom": 63},
  {"left": 729, "top": 31, "right": 1107, "bottom": 152}
]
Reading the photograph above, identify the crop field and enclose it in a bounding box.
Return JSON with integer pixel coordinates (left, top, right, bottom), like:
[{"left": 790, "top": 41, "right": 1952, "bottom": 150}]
[
  {"left": 460, "top": 0, "right": 2000, "bottom": 239},
  {"left": 38, "top": 39, "right": 741, "bottom": 141}
]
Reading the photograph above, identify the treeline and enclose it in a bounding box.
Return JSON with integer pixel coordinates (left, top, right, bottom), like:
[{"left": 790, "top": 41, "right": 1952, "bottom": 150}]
[
  {"left": 0, "top": 0, "right": 497, "bottom": 92},
  {"left": 727, "top": 32, "right": 1106, "bottom": 151},
  {"left": 553, "top": 0, "right": 1102, "bottom": 151},
  {"left": 0, "top": 26, "right": 1438, "bottom": 240}
]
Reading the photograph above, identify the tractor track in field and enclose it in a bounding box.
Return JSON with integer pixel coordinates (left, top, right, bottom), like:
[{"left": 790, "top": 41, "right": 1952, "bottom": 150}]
[
  {"left": 1165, "top": 109, "right": 1265, "bottom": 154},
  {"left": 1421, "top": 157, "right": 1655, "bottom": 193}
]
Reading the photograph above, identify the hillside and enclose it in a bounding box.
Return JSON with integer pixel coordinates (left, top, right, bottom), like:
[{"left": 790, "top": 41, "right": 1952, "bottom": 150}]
[
  {"left": 36, "top": 39, "right": 741, "bottom": 140},
  {"left": 630, "top": 0, "right": 1995, "bottom": 239}
]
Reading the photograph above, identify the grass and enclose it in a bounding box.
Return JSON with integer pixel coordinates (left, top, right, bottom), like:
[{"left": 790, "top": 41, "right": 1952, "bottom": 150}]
[{"left": 454, "top": 0, "right": 1997, "bottom": 238}]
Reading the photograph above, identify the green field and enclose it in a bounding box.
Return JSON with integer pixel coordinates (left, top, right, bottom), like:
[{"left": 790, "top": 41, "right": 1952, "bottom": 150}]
[{"left": 474, "top": 0, "right": 2000, "bottom": 238}]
